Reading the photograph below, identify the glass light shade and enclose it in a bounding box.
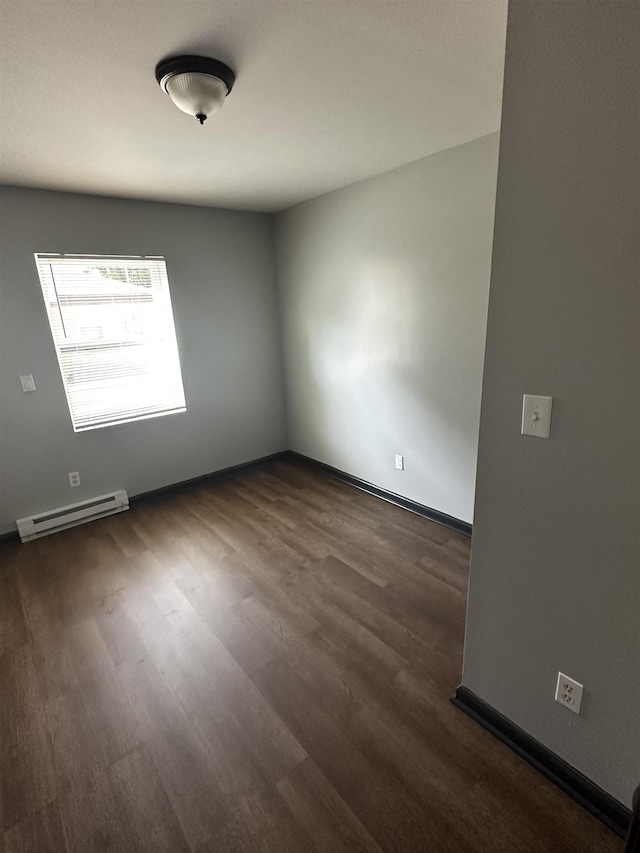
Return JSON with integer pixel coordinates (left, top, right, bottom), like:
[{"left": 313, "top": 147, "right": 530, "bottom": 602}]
[{"left": 165, "top": 72, "right": 228, "bottom": 119}]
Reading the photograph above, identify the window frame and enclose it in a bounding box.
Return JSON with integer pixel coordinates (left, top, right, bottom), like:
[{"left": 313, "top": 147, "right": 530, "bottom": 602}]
[{"left": 34, "top": 253, "right": 187, "bottom": 432}]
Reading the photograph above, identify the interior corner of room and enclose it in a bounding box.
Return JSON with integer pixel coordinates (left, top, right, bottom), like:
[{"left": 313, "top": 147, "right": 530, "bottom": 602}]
[{"left": 0, "top": 1, "right": 638, "bottom": 850}]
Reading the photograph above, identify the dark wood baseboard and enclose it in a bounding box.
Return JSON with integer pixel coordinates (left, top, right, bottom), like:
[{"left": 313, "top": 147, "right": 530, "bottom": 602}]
[
  {"left": 2, "top": 449, "right": 470, "bottom": 542},
  {"left": 0, "top": 451, "right": 290, "bottom": 546},
  {"left": 451, "top": 686, "right": 631, "bottom": 839},
  {"left": 129, "top": 450, "right": 290, "bottom": 506},
  {"left": 0, "top": 529, "right": 19, "bottom": 545},
  {"left": 286, "top": 450, "right": 472, "bottom": 537}
]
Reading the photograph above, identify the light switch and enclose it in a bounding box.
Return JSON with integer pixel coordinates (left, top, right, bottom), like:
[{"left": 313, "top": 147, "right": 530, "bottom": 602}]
[
  {"left": 521, "top": 394, "right": 552, "bottom": 438},
  {"left": 20, "top": 374, "right": 36, "bottom": 393}
]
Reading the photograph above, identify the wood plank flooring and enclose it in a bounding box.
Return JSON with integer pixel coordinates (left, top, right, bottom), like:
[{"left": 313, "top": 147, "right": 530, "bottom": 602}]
[{"left": 0, "top": 457, "right": 622, "bottom": 852}]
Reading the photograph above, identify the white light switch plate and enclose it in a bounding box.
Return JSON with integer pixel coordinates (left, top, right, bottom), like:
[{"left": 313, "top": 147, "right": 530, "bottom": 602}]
[
  {"left": 521, "top": 394, "right": 552, "bottom": 438},
  {"left": 20, "top": 374, "right": 36, "bottom": 393}
]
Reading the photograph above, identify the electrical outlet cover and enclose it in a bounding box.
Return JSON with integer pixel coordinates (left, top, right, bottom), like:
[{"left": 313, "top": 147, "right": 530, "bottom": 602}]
[{"left": 555, "top": 672, "right": 583, "bottom": 714}]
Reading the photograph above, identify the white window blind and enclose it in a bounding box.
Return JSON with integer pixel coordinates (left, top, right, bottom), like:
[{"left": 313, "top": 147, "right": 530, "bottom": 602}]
[{"left": 34, "top": 254, "right": 186, "bottom": 432}]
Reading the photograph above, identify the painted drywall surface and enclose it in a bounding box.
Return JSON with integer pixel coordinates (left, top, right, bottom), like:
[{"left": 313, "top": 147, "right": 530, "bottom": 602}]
[
  {"left": 463, "top": 2, "right": 640, "bottom": 805},
  {"left": 0, "top": 187, "right": 287, "bottom": 534},
  {"left": 275, "top": 134, "right": 499, "bottom": 524}
]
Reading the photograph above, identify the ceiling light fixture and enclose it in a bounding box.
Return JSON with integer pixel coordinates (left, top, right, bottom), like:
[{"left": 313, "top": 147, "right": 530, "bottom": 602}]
[{"left": 155, "top": 54, "right": 235, "bottom": 125}]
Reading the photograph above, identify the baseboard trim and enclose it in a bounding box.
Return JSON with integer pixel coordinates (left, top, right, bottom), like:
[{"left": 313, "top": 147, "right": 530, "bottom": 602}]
[
  {"left": 1, "top": 449, "right": 470, "bottom": 543},
  {"left": 451, "top": 686, "right": 631, "bottom": 839},
  {"left": 129, "top": 451, "right": 290, "bottom": 506},
  {"left": 0, "top": 529, "right": 19, "bottom": 545},
  {"left": 0, "top": 452, "right": 290, "bottom": 543},
  {"left": 286, "top": 451, "right": 472, "bottom": 537}
]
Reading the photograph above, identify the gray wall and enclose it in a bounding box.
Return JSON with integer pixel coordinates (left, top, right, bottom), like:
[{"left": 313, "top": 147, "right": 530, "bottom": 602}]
[
  {"left": 0, "top": 187, "right": 287, "bottom": 534},
  {"left": 275, "top": 134, "right": 499, "bottom": 524},
  {"left": 463, "top": 2, "right": 640, "bottom": 805}
]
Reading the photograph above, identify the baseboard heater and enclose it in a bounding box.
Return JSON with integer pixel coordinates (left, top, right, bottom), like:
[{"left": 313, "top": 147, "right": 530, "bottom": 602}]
[{"left": 16, "top": 490, "right": 129, "bottom": 542}]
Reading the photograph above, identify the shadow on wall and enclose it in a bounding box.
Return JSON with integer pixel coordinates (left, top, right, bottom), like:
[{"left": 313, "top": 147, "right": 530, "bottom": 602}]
[{"left": 293, "top": 255, "right": 478, "bottom": 511}]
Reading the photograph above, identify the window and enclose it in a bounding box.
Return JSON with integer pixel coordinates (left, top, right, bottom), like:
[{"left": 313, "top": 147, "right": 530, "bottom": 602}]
[{"left": 35, "top": 254, "right": 186, "bottom": 432}]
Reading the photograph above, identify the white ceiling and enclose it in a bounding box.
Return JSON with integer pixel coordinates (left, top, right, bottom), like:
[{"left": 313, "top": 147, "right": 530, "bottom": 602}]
[{"left": 0, "top": 1, "right": 507, "bottom": 212}]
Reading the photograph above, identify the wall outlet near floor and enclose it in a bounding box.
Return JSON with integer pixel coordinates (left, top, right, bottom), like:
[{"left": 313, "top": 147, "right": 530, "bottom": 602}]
[
  {"left": 68, "top": 471, "right": 81, "bottom": 487},
  {"left": 555, "top": 672, "right": 583, "bottom": 714},
  {"left": 395, "top": 454, "right": 404, "bottom": 470}
]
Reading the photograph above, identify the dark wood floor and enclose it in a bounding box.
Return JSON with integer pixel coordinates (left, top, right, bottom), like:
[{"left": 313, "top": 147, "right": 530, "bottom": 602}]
[{"left": 0, "top": 457, "right": 622, "bottom": 852}]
